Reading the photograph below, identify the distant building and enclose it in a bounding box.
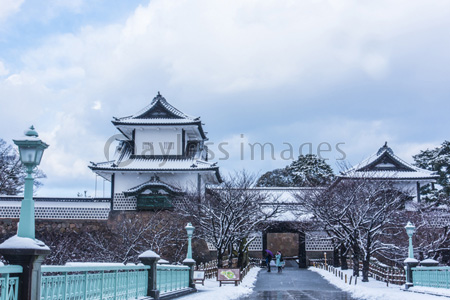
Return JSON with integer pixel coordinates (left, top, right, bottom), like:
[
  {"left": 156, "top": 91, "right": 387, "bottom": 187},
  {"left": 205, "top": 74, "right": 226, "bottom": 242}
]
[
  {"left": 89, "top": 92, "right": 221, "bottom": 211},
  {"left": 337, "top": 143, "right": 438, "bottom": 202}
]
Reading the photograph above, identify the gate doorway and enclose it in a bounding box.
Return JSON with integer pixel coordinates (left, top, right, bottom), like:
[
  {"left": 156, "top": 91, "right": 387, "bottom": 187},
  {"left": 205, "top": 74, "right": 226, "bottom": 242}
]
[
  {"left": 267, "top": 233, "right": 299, "bottom": 257},
  {"left": 262, "top": 222, "right": 306, "bottom": 268}
]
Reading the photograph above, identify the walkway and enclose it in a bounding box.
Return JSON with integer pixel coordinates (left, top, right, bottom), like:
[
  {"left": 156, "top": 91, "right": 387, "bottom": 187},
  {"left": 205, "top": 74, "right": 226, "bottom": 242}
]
[{"left": 239, "top": 262, "right": 358, "bottom": 300}]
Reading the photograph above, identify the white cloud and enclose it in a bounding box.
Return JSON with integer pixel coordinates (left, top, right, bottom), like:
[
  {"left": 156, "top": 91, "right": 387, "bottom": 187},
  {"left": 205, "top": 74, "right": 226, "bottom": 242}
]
[
  {"left": 362, "top": 53, "right": 388, "bottom": 79},
  {"left": 16, "top": 0, "right": 450, "bottom": 96},
  {"left": 0, "top": 61, "right": 9, "bottom": 76},
  {"left": 0, "top": 0, "right": 24, "bottom": 21},
  {"left": 92, "top": 101, "right": 101, "bottom": 110}
]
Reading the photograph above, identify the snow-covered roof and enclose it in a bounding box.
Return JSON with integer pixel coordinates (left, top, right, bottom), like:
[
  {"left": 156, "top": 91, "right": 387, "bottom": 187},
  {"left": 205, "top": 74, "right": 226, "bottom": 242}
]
[
  {"left": 339, "top": 143, "right": 439, "bottom": 181},
  {"left": 248, "top": 187, "right": 325, "bottom": 204},
  {"left": 112, "top": 92, "right": 200, "bottom": 125},
  {"left": 111, "top": 92, "right": 207, "bottom": 140},
  {"left": 0, "top": 200, "right": 110, "bottom": 209},
  {"left": 90, "top": 157, "right": 219, "bottom": 172},
  {"left": 207, "top": 187, "right": 321, "bottom": 222}
]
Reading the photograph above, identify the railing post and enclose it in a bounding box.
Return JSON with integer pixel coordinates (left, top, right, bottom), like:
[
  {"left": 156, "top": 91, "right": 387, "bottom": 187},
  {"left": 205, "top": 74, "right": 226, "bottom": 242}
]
[
  {"left": 139, "top": 250, "right": 160, "bottom": 299},
  {"left": 183, "top": 260, "right": 196, "bottom": 289},
  {"left": 0, "top": 246, "right": 50, "bottom": 300}
]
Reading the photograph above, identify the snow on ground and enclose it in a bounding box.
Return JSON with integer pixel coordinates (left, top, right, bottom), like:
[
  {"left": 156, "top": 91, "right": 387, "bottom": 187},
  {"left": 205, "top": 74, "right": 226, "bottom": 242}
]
[
  {"left": 310, "top": 267, "right": 448, "bottom": 300},
  {"left": 177, "top": 267, "right": 260, "bottom": 300}
]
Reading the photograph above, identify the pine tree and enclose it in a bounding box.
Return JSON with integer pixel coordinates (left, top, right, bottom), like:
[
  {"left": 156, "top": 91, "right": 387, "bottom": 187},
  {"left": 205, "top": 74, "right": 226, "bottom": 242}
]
[
  {"left": 255, "top": 168, "right": 294, "bottom": 187},
  {"left": 287, "top": 154, "right": 335, "bottom": 187},
  {"left": 413, "top": 141, "right": 450, "bottom": 202},
  {"left": 257, "top": 154, "right": 334, "bottom": 187}
]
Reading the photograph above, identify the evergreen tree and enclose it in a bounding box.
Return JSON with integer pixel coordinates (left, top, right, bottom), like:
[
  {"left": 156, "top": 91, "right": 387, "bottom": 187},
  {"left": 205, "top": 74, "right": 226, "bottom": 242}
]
[
  {"left": 255, "top": 168, "right": 294, "bottom": 187},
  {"left": 257, "top": 154, "right": 334, "bottom": 187},
  {"left": 413, "top": 141, "right": 450, "bottom": 202}
]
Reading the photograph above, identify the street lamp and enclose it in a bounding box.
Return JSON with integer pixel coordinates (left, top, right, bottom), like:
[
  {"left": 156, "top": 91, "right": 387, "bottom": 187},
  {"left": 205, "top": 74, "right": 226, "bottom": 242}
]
[
  {"left": 405, "top": 221, "right": 415, "bottom": 259},
  {"left": 185, "top": 223, "right": 195, "bottom": 260},
  {"left": 404, "top": 221, "right": 418, "bottom": 288},
  {"left": 13, "top": 126, "right": 49, "bottom": 240}
]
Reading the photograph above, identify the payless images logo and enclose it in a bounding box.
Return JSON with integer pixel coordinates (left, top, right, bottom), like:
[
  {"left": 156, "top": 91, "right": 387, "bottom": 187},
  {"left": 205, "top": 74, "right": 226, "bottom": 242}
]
[{"left": 103, "top": 133, "right": 346, "bottom": 167}]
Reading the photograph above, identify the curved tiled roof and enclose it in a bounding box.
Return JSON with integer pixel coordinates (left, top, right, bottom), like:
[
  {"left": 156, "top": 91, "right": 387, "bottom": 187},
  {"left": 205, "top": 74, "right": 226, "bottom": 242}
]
[
  {"left": 339, "top": 143, "right": 439, "bottom": 180},
  {"left": 112, "top": 92, "right": 198, "bottom": 124}
]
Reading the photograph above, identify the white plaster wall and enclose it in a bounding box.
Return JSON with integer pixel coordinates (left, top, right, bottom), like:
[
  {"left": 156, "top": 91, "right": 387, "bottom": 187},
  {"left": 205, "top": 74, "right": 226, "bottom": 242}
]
[
  {"left": 134, "top": 128, "right": 183, "bottom": 156},
  {"left": 392, "top": 180, "right": 436, "bottom": 202}
]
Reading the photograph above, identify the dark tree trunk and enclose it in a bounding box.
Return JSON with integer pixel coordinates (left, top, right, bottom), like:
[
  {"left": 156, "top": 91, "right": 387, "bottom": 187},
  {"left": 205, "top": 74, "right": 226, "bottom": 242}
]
[
  {"left": 217, "top": 249, "right": 224, "bottom": 268},
  {"left": 362, "top": 235, "right": 371, "bottom": 282},
  {"left": 228, "top": 244, "right": 233, "bottom": 267},
  {"left": 333, "top": 247, "right": 340, "bottom": 268},
  {"left": 352, "top": 244, "right": 360, "bottom": 277},
  {"left": 362, "top": 258, "right": 370, "bottom": 282},
  {"left": 340, "top": 244, "right": 348, "bottom": 270}
]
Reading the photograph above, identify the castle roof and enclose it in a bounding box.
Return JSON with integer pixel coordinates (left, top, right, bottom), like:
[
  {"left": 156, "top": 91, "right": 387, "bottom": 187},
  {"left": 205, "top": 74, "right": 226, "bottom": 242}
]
[
  {"left": 338, "top": 143, "right": 439, "bottom": 181},
  {"left": 111, "top": 92, "right": 206, "bottom": 139},
  {"left": 89, "top": 157, "right": 221, "bottom": 182}
]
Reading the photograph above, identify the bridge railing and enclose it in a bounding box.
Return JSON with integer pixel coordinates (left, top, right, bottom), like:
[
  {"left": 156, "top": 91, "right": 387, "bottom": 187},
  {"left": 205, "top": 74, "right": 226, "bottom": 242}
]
[
  {"left": 156, "top": 265, "right": 190, "bottom": 294},
  {"left": 40, "top": 264, "right": 149, "bottom": 300},
  {"left": 412, "top": 266, "right": 450, "bottom": 289},
  {"left": 0, "top": 265, "right": 22, "bottom": 300}
]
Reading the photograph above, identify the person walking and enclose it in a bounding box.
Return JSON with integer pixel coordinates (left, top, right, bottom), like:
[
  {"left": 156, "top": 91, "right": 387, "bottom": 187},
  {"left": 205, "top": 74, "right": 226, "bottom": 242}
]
[
  {"left": 265, "top": 249, "right": 273, "bottom": 272},
  {"left": 275, "top": 251, "right": 283, "bottom": 273}
]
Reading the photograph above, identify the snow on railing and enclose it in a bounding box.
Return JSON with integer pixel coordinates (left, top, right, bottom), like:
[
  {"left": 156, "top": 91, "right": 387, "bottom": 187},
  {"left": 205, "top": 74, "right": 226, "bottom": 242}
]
[
  {"left": 40, "top": 264, "right": 149, "bottom": 300},
  {"left": 0, "top": 265, "right": 22, "bottom": 300}
]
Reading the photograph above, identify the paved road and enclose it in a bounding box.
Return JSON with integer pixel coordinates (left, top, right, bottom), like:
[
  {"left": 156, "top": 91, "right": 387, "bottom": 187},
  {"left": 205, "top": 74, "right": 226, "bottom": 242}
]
[{"left": 239, "top": 263, "right": 358, "bottom": 300}]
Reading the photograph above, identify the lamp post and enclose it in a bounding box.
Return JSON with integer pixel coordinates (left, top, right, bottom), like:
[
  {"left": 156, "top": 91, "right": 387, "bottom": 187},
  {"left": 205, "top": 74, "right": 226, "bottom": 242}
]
[
  {"left": 13, "top": 126, "right": 49, "bottom": 240},
  {"left": 404, "top": 221, "right": 419, "bottom": 289},
  {"left": 0, "top": 126, "right": 50, "bottom": 300},
  {"left": 405, "top": 221, "right": 415, "bottom": 259},
  {"left": 185, "top": 223, "right": 195, "bottom": 260},
  {"left": 183, "top": 223, "right": 196, "bottom": 290}
]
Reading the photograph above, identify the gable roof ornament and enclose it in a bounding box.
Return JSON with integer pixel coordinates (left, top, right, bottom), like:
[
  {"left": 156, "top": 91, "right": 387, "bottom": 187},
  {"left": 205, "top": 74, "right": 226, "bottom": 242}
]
[
  {"left": 114, "top": 92, "right": 196, "bottom": 122},
  {"left": 377, "top": 142, "right": 394, "bottom": 156}
]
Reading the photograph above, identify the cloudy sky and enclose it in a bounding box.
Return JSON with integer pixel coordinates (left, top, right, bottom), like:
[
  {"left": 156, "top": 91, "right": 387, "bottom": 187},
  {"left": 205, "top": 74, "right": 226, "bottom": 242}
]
[{"left": 1, "top": 0, "right": 449, "bottom": 197}]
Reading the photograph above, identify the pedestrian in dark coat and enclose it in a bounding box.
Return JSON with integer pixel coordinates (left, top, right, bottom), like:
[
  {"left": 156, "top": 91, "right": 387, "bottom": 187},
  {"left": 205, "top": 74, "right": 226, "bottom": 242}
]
[{"left": 265, "top": 250, "right": 273, "bottom": 272}]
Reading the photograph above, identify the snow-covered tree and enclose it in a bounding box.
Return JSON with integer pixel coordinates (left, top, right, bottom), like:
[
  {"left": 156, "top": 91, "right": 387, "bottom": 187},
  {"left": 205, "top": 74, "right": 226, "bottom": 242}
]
[
  {"left": 179, "top": 171, "right": 280, "bottom": 268},
  {"left": 257, "top": 154, "right": 334, "bottom": 187},
  {"left": 0, "top": 138, "right": 46, "bottom": 195},
  {"left": 295, "top": 177, "right": 408, "bottom": 281},
  {"left": 40, "top": 211, "right": 187, "bottom": 265},
  {"left": 413, "top": 141, "right": 450, "bottom": 203},
  {"left": 256, "top": 168, "right": 294, "bottom": 187},
  {"left": 288, "top": 154, "right": 335, "bottom": 186}
]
